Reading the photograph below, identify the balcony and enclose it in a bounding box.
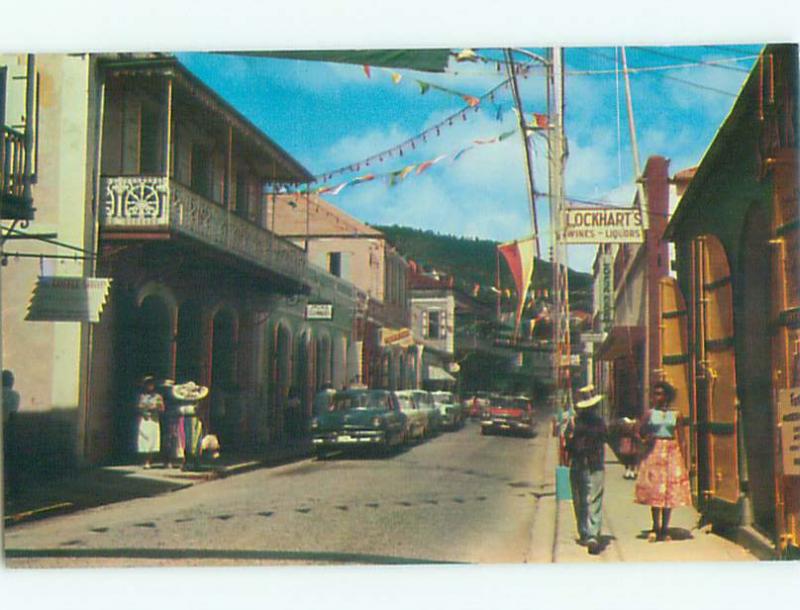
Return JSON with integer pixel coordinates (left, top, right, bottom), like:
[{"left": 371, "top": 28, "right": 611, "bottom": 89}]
[
  {"left": 1, "top": 126, "right": 34, "bottom": 220},
  {"left": 101, "top": 175, "right": 306, "bottom": 283}
]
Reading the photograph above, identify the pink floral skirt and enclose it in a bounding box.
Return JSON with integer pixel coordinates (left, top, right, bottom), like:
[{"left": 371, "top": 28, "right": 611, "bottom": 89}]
[{"left": 634, "top": 438, "right": 692, "bottom": 508}]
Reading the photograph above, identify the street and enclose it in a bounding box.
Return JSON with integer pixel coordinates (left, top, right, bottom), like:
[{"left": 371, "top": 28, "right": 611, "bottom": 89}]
[{"left": 4, "top": 418, "right": 551, "bottom": 567}]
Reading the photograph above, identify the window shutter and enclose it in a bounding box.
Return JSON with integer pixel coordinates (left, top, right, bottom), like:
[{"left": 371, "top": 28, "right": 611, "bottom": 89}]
[{"left": 422, "top": 310, "right": 429, "bottom": 338}]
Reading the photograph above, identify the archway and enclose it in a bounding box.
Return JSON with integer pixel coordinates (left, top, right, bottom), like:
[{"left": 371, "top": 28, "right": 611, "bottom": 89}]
[
  {"left": 316, "top": 334, "right": 332, "bottom": 390},
  {"left": 270, "top": 322, "right": 292, "bottom": 443},
  {"left": 210, "top": 307, "right": 238, "bottom": 447},
  {"left": 738, "top": 202, "right": 775, "bottom": 535}
]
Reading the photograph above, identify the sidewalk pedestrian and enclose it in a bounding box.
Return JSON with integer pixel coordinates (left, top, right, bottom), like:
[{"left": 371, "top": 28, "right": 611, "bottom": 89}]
[
  {"left": 171, "top": 381, "right": 209, "bottom": 471},
  {"left": 136, "top": 376, "right": 164, "bottom": 469},
  {"left": 564, "top": 393, "right": 607, "bottom": 555},
  {"left": 634, "top": 380, "right": 692, "bottom": 542},
  {"left": 159, "top": 379, "right": 184, "bottom": 468}
]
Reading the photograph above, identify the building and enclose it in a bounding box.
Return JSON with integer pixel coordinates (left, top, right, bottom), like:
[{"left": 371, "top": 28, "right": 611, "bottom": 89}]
[
  {"left": 594, "top": 156, "right": 671, "bottom": 423},
  {"left": 664, "top": 44, "right": 798, "bottom": 558},
  {"left": 407, "top": 262, "right": 456, "bottom": 389},
  {"left": 268, "top": 193, "right": 414, "bottom": 390}
]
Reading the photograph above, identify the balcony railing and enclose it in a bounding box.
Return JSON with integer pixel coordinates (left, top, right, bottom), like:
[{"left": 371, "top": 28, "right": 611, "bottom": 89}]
[
  {"left": 1, "top": 126, "right": 33, "bottom": 220},
  {"left": 101, "top": 175, "right": 306, "bottom": 282}
]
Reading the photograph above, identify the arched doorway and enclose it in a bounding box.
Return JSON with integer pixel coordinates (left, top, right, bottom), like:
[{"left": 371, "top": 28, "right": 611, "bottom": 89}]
[
  {"left": 134, "top": 295, "right": 173, "bottom": 381},
  {"left": 271, "top": 323, "right": 292, "bottom": 443},
  {"left": 210, "top": 307, "right": 238, "bottom": 448},
  {"left": 738, "top": 202, "right": 775, "bottom": 535},
  {"left": 316, "top": 334, "right": 332, "bottom": 390},
  {"left": 176, "top": 299, "right": 203, "bottom": 383},
  {"left": 293, "top": 330, "right": 314, "bottom": 437}
]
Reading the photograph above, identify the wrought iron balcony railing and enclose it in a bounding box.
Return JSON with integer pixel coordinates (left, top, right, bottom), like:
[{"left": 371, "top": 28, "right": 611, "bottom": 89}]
[
  {"left": 1, "top": 126, "right": 34, "bottom": 220},
  {"left": 101, "top": 175, "right": 306, "bottom": 282}
]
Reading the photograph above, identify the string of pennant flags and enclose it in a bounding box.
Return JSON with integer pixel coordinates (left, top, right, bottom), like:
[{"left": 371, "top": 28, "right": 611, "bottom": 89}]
[{"left": 292, "top": 126, "right": 521, "bottom": 196}]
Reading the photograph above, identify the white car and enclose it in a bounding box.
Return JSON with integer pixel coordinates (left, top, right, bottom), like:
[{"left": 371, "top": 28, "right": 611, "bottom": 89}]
[
  {"left": 430, "top": 391, "right": 463, "bottom": 430},
  {"left": 395, "top": 390, "right": 428, "bottom": 441}
]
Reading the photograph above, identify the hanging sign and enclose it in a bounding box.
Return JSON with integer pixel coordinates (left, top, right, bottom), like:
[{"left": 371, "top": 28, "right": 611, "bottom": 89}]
[
  {"left": 26, "top": 276, "right": 112, "bottom": 323},
  {"left": 561, "top": 207, "right": 645, "bottom": 244},
  {"left": 305, "top": 303, "right": 334, "bottom": 320},
  {"left": 778, "top": 387, "right": 800, "bottom": 476}
]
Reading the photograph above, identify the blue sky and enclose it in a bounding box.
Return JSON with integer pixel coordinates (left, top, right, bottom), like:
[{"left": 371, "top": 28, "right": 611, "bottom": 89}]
[{"left": 177, "top": 45, "right": 762, "bottom": 272}]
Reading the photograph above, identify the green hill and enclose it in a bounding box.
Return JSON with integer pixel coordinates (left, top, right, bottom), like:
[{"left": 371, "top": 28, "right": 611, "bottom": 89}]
[{"left": 375, "top": 225, "right": 593, "bottom": 312}]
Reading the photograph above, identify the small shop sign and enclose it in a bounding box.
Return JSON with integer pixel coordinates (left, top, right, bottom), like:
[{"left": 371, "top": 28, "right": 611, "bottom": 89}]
[
  {"left": 26, "top": 276, "right": 112, "bottom": 323},
  {"left": 561, "top": 207, "right": 645, "bottom": 244},
  {"left": 778, "top": 387, "right": 800, "bottom": 476},
  {"left": 305, "top": 303, "right": 334, "bottom": 320}
]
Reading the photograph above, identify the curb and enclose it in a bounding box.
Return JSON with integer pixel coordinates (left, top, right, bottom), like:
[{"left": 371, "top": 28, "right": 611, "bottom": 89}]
[{"left": 526, "top": 420, "right": 559, "bottom": 563}]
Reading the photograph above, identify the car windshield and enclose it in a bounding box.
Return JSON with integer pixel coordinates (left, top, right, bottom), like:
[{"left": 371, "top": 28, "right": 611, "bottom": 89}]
[
  {"left": 410, "top": 391, "right": 431, "bottom": 407},
  {"left": 396, "top": 395, "right": 415, "bottom": 411},
  {"left": 432, "top": 392, "right": 453, "bottom": 404},
  {"left": 331, "top": 390, "right": 392, "bottom": 412},
  {"left": 510, "top": 398, "right": 530, "bottom": 409}
]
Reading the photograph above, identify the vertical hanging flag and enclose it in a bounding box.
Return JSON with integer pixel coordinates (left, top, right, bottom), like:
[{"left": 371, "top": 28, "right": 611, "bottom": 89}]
[
  {"left": 498, "top": 237, "right": 538, "bottom": 337},
  {"left": 363, "top": 65, "right": 372, "bottom": 79}
]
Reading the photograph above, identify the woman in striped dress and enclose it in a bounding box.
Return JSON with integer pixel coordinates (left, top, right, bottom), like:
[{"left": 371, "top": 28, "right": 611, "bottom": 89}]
[{"left": 634, "top": 380, "right": 692, "bottom": 542}]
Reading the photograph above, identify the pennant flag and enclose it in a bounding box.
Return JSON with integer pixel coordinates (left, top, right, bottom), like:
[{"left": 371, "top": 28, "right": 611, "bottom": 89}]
[
  {"left": 455, "top": 48, "right": 478, "bottom": 62},
  {"left": 329, "top": 181, "right": 350, "bottom": 195},
  {"left": 462, "top": 95, "right": 481, "bottom": 107},
  {"left": 498, "top": 128, "right": 517, "bottom": 141},
  {"left": 417, "top": 81, "right": 431, "bottom": 95},
  {"left": 473, "top": 136, "right": 498, "bottom": 145},
  {"left": 399, "top": 164, "right": 417, "bottom": 179},
  {"left": 391, "top": 72, "right": 403, "bottom": 84},
  {"left": 495, "top": 104, "right": 505, "bottom": 121},
  {"left": 353, "top": 174, "right": 375, "bottom": 184},
  {"left": 363, "top": 65, "right": 372, "bottom": 79},
  {"left": 415, "top": 154, "right": 447, "bottom": 175},
  {"left": 452, "top": 146, "right": 473, "bottom": 162},
  {"left": 533, "top": 113, "right": 549, "bottom": 128},
  {"left": 498, "top": 237, "right": 538, "bottom": 337}
]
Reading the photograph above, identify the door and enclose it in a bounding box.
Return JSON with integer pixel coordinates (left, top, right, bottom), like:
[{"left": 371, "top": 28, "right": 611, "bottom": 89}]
[
  {"left": 659, "top": 277, "right": 693, "bottom": 492},
  {"left": 693, "top": 235, "right": 740, "bottom": 507}
]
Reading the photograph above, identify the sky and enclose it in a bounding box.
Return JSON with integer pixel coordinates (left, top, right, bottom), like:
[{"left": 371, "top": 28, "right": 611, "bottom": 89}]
[{"left": 177, "top": 44, "right": 762, "bottom": 272}]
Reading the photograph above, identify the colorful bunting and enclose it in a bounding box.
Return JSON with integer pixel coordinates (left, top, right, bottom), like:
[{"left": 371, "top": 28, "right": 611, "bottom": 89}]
[
  {"left": 363, "top": 65, "right": 371, "bottom": 79},
  {"left": 391, "top": 72, "right": 403, "bottom": 84}
]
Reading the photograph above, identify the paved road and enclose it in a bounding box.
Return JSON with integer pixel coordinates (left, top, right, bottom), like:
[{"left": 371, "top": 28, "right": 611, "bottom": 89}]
[{"left": 5, "top": 418, "right": 552, "bottom": 567}]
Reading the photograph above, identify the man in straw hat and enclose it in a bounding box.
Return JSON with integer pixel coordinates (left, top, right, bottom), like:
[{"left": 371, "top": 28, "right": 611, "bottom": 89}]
[{"left": 564, "top": 391, "right": 607, "bottom": 555}]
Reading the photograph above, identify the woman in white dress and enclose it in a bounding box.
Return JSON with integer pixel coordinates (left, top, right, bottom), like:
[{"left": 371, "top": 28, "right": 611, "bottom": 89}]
[{"left": 136, "top": 376, "right": 164, "bottom": 468}]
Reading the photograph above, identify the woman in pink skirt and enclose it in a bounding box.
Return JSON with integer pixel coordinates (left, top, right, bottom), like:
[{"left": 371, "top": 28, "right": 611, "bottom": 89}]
[{"left": 634, "top": 381, "right": 692, "bottom": 542}]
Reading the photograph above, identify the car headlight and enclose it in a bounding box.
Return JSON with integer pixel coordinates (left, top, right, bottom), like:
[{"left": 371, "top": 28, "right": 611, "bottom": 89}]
[{"left": 371, "top": 416, "right": 384, "bottom": 428}]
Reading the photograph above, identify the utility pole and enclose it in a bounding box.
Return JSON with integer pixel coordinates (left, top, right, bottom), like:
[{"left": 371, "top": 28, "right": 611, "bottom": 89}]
[{"left": 547, "top": 47, "right": 571, "bottom": 411}]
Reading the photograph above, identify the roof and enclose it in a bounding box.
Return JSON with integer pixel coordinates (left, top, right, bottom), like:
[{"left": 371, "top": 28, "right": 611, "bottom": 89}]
[
  {"left": 270, "top": 193, "right": 384, "bottom": 238},
  {"left": 663, "top": 44, "right": 790, "bottom": 240},
  {"left": 100, "top": 55, "right": 313, "bottom": 184}
]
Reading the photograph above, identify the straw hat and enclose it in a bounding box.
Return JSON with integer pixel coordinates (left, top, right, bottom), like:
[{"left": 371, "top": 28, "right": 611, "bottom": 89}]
[{"left": 576, "top": 394, "right": 603, "bottom": 409}]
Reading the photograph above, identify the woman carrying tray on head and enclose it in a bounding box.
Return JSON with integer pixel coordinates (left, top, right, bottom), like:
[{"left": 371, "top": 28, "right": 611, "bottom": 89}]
[
  {"left": 634, "top": 380, "right": 692, "bottom": 542},
  {"left": 170, "top": 381, "right": 209, "bottom": 471}
]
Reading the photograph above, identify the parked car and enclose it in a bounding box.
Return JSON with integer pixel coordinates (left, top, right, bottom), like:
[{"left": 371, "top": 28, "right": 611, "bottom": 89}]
[
  {"left": 431, "top": 390, "right": 463, "bottom": 429},
  {"left": 311, "top": 389, "right": 407, "bottom": 457},
  {"left": 395, "top": 390, "right": 428, "bottom": 442},
  {"left": 408, "top": 389, "right": 442, "bottom": 437},
  {"left": 480, "top": 395, "right": 535, "bottom": 437}
]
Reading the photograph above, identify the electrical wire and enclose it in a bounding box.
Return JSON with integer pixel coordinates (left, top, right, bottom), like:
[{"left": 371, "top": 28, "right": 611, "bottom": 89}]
[
  {"left": 630, "top": 46, "right": 751, "bottom": 73},
  {"left": 582, "top": 48, "right": 741, "bottom": 97}
]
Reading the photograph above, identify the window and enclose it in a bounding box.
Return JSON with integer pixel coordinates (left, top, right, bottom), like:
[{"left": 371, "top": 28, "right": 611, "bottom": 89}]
[
  {"left": 427, "top": 310, "right": 441, "bottom": 339},
  {"left": 191, "top": 144, "right": 212, "bottom": 198},
  {"left": 328, "top": 252, "right": 342, "bottom": 277},
  {"left": 235, "top": 171, "right": 249, "bottom": 217},
  {"left": 139, "top": 104, "right": 162, "bottom": 174}
]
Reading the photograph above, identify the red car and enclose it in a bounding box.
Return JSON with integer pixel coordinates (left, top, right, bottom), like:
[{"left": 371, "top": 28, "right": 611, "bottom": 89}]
[{"left": 480, "top": 395, "right": 535, "bottom": 437}]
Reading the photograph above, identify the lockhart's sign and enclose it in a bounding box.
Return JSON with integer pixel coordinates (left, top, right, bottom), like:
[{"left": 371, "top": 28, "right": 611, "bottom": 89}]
[
  {"left": 26, "top": 276, "right": 112, "bottom": 323},
  {"left": 778, "top": 387, "right": 800, "bottom": 476},
  {"left": 561, "top": 207, "right": 645, "bottom": 244},
  {"left": 305, "top": 303, "right": 334, "bottom": 320}
]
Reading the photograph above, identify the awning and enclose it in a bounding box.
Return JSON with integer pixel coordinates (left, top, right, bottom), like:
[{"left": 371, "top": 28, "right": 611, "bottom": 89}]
[
  {"left": 381, "top": 327, "right": 415, "bottom": 348},
  {"left": 426, "top": 365, "right": 456, "bottom": 382},
  {"left": 226, "top": 49, "right": 452, "bottom": 73},
  {"left": 596, "top": 326, "right": 644, "bottom": 361}
]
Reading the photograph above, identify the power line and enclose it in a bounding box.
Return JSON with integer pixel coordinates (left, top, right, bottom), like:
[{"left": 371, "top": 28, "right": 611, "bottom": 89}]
[
  {"left": 631, "top": 46, "right": 750, "bottom": 73},
  {"left": 583, "top": 48, "right": 739, "bottom": 97}
]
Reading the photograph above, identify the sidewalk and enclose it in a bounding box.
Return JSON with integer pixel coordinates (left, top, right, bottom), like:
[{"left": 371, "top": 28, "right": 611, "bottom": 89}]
[
  {"left": 544, "top": 438, "right": 758, "bottom": 563},
  {"left": 3, "top": 439, "right": 312, "bottom": 528}
]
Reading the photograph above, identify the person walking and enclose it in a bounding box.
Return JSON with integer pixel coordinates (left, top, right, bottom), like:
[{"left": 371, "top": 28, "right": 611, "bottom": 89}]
[
  {"left": 634, "top": 380, "right": 692, "bottom": 542},
  {"left": 171, "top": 381, "right": 209, "bottom": 471},
  {"left": 564, "top": 392, "right": 607, "bottom": 555},
  {"left": 3, "top": 370, "right": 21, "bottom": 496},
  {"left": 136, "top": 376, "right": 164, "bottom": 469}
]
